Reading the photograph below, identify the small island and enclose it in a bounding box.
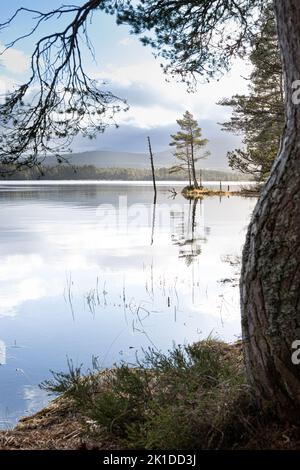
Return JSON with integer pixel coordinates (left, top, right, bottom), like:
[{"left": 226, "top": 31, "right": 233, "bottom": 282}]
[
  {"left": 181, "top": 184, "right": 260, "bottom": 199},
  {"left": 168, "top": 111, "right": 260, "bottom": 199}
]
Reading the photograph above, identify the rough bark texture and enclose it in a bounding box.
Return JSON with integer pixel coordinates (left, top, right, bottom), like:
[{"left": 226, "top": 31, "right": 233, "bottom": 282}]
[
  {"left": 190, "top": 143, "right": 199, "bottom": 189},
  {"left": 241, "top": 0, "right": 300, "bottom": 417}
]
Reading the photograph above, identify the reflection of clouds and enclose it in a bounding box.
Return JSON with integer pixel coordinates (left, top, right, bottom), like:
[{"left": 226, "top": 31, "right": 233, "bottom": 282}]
[
  {"left": 40, "top": 201, "right": 185, "bottom": 253},
  {"left": 0, "top": 220, "right": 207, "bottom": 319},
  {"left": 0, "top": 189, "right": 256, "bottom": 326},
  {"left": 0, "top": 277, "right": 47, "bottom": 317},
  {"left": 0, "top": 188, "right": 256, "bottom": 430},
  {"left": 23, "top": 386, "right": 50, "bottom": 415},
  {"left": 0, "top": 250, "right": 101, "bottom": 318},
  {"left": 0, "top": 255, "right": 43, "bottom": 281},
  {"left": 0, "top": 340, "right": 6, "bottom": 365},
  {"left": 94, "top": 198, "right": 184, "bottom": 233},
  {"left": 0, "top": 255, "right": 49, "bottom": 317}
]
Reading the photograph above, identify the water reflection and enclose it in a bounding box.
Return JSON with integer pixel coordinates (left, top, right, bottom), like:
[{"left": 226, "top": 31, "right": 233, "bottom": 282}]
[
  {"left": 0, "top": 182, "right": 257, "bottom": 428},
  {"left": 150, "top": 196, "right": 157, "bottom": 246},
  {"left": 0, "top": 341, "right": 6, "bottom": 365},
  {"left": 171, "top": 199, "right": 208, "bottom": 265}
]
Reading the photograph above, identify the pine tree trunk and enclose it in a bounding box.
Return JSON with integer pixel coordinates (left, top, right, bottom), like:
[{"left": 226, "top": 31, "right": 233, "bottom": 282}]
[
  {"left": 186, "top": 149, "right": 192, "bottom": 186},
  {"left": 190, "top": 142, "right": 199, "bottom": 189},
  {"left": 191, "top": 161, "right": 198, "bottom": 188},
  {"left": 241, "top": 0, "right": 300, "bottom": 417}
]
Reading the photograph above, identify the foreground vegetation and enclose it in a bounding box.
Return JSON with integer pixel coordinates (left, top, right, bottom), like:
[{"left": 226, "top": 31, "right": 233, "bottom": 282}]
[
  {"left": 41, "top": 340, "right": 246, "bottom": 450},
  {"left": 1, "top": 340, "right": 299, "bottom": 450}
]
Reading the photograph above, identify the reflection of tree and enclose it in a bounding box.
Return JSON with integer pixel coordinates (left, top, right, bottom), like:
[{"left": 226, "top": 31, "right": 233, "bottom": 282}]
[
  {"left": 150, "top": 194, "right": 157, "bottom": 246},
  {"left": 0, "top": 184, "right": 100, "bottom": 204},
  {"left": 170, "top": 199, "right": 208, "bottom": 266}
]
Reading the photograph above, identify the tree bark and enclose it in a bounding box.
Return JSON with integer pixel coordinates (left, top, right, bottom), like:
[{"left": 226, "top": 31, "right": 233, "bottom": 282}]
[
  {"left": 241, "top": 0, "right": 300, "bottom": 417},
  {"left": 186, "top": 149, "right": 192, "bottom": 187},
  {"left": 190, "top": 138, "right": 199, "bottom": 189}
]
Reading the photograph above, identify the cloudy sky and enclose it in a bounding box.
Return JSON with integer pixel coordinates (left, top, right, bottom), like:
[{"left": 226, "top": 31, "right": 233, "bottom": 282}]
[{"left": 0, "top": 0, "right": 250, "bottom": 161}]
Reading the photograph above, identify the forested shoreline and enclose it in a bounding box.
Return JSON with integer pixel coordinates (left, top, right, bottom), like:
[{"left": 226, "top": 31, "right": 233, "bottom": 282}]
[{"left": 0, "top": 165, "right": 247, "bottom": 181}]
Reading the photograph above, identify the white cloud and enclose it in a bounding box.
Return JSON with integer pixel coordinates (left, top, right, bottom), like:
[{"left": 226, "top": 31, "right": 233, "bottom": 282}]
[
  {"left": 0, "top": 75, "right": 16, "bottom": 96},
  {"left": 122, "top": 104, "right": 181, "bottom": 129},
  {"left": 0, "top": 43, "right": 29, "bottom": 74},
  {"left": 118, "top": 37, "right": 134, "bottom": 47},
  {"left": 94, "top": 58, "right": 251, "bottom": 129}
]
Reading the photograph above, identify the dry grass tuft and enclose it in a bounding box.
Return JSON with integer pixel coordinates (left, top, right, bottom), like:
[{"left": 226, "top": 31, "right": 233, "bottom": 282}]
[
  {"left": 181, "top": 185, "right": 260, "bottom": 199},
  {"left": 0, "top": 397, "right": 122, "bottom": 450},
  {"left": 1, "top": 340, "right": 300, "bottom": 450}
]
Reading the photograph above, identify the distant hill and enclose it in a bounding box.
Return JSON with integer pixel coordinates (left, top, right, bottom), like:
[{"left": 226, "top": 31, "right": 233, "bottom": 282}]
[{"left": 44, "top": 149, "right": 231, "bottom": 171}]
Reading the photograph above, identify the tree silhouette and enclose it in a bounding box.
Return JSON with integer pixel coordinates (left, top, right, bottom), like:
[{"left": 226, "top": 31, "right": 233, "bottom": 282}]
[{"left": 169, "top": 111, "right": 210, "bottom": 189}]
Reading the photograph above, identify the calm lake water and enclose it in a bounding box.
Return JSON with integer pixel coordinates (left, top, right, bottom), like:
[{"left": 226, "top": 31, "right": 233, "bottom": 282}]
[{"left": 0, "top": 181, "right": 257, "bottom": 429}]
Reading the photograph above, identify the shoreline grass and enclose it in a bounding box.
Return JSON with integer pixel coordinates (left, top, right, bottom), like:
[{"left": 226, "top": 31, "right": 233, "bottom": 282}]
[
  {"left": 1, "top": 339, "right": 300, "bottom": 450},
  {"left": 181, "top": 184, "right": 260, "bottom": 199}
]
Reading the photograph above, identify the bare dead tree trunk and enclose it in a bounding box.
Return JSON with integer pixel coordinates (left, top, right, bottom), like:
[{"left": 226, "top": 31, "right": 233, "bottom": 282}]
[
  {"left": 148, "top": 136, "right": 157, "bottom": 246},
  {"left": 148, "top": 136, "right": 157, "bottom": 203},
  {"left": 241, "top": 0, "right": 300, "bottom": 417}
]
